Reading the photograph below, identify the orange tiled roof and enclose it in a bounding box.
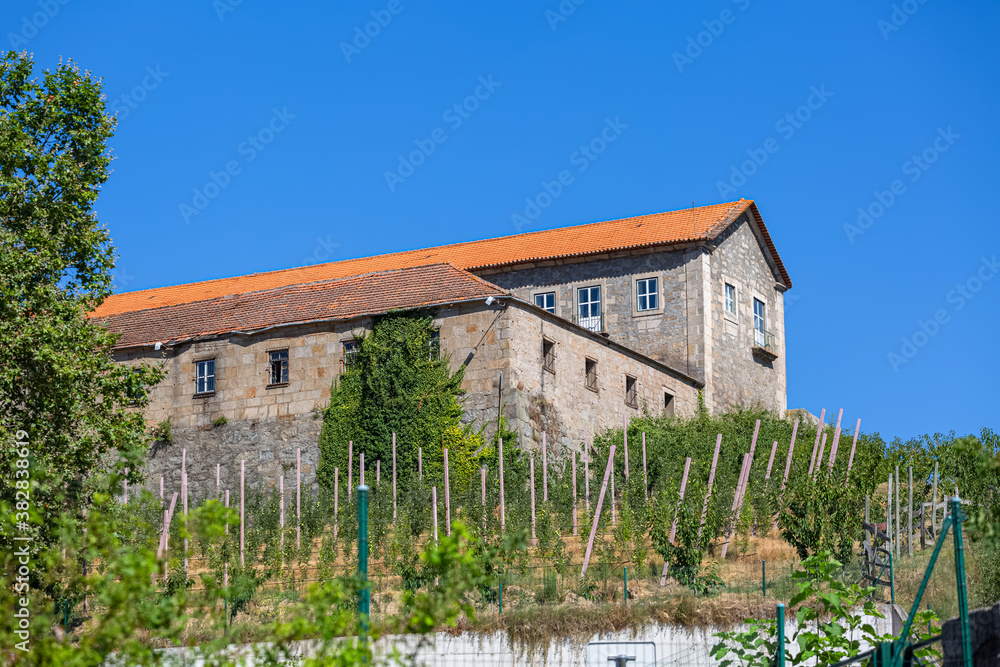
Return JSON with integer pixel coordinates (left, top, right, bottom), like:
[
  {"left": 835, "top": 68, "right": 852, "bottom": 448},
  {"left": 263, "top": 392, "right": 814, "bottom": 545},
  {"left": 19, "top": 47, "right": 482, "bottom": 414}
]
[
  {"left": 99, "top": 263, "right": 507, "bottom": 349},
  {"left": 93, "top": 198, "right": 789, "bottom": 318}
]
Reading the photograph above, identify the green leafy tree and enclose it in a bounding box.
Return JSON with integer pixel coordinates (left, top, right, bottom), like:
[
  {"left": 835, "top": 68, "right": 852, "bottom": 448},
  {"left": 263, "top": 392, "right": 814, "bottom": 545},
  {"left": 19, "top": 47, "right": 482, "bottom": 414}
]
[
  {"left": 317, "top": 311, "right": 482, "bottom": 496},
  {"left": 0, "top": 51, "right": 163, "bottom": 557}
]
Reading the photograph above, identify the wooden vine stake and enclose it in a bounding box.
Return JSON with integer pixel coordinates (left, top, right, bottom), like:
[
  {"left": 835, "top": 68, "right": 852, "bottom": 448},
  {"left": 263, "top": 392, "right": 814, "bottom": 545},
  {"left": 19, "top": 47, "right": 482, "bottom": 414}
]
[
  {"left": 498, "top": 437, "right": 505, "bottom": 532},
  {"left": 348, "top": 440, "right": 353, "bottom": 499},
  {"left": 296, "top": 447, "right": 301, "bottom": 549},
  {"left": 622, "top": 414, "right": 629, "bottom": 480},
  {"left": 661, "top": 456, "right": 691, "bottom": 586},
  {"left": 240, "top": 459, "right": 245, "bottom": 567},
  {"left": 580, "top": 444, "right": 616, "bottom": 578},
  {"left": 530, "top": 455, "right": 537, "bottom": 546},
  {"left": 542, "top": 431, "right": 548, "bottom": 503},
  {"left": 642, "top": 432, "right": 648, "bottom": 503},
  {"left": 696, "top": 434, "right": 723, "bottom": 548},
  {"left": 444, "top": 448, "right": 451, "bottom": 536},
  {"left": 846, "top": 418, "right": 862, "bottom": 480},
  {"left": 334, "top": 467, "right": 339, "bottom": 540},
  {"left": 572, "top": 449, "right": 578, "bottom": 536},
  {"left": 807, "top": 408, "right": 826, "bottom": 475},
  {"left": 392, "top": 433, "right": 397, "bottom": 520},
  {"left": 828, "top": 408, "right": 844, "bottom": 471}
]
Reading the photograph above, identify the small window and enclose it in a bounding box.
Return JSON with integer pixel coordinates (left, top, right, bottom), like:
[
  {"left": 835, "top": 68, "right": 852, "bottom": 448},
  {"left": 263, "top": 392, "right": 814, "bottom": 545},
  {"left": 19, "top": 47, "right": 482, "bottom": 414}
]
[
  {"left": 428, "top": 330, "right": 440, "bottom": 360},
  {"left": 534, "top": 292, "right": 556, "bottom": 314},
  {"left": 625, "top": 375, "right": 638, "bottom": 408},
  {"left": 664, "top": 391, "right": 675, "bottom": 417},
  {"left": 725, "top": 283, "right": 736, "bottom": 315},
  {"left": 585, "top": 358, "right": 598, "bottom": 392},
  {"left": 268, "top": 350, "right": 289, "bottom": 385},
  {"left": 195, "top": 359, "right": 215, "bottom": 394},
  {"left": 542, "top": 338, "right": 555, "bottom": 373},
  {"left": 636, "top": 277, "right": 658, "bottom": 311},
  {"left": 753, "top": 298, "right": 766, "bottom": 346},
  {"left": 343, "top": 340, "right": 358, "bottom": 368}
]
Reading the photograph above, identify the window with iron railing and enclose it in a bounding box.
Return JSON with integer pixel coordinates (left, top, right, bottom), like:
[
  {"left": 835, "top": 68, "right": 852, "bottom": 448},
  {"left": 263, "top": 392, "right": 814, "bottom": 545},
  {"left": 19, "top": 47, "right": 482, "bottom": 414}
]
[
  {"left": 268, "top": 350, "right": 289, "bottom": 385},
  {"left": 577, "top": 286, "right": 602, "bottom": 332},
  {"left": 343, "top": 340, "right": 359, "bottom": 369}
]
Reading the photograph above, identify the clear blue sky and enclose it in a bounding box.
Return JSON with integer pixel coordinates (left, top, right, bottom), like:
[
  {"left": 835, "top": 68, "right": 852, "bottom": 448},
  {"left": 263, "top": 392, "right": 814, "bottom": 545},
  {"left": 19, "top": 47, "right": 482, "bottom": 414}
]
[{"left": 7, "top": 0, "right": 997, "bottom": 443}]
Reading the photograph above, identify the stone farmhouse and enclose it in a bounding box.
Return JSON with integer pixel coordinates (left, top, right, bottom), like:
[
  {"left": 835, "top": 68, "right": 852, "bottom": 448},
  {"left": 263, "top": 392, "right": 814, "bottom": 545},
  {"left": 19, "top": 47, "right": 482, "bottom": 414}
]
[{"left": 95, "top": 198, "right": 792, "bottom": 495}]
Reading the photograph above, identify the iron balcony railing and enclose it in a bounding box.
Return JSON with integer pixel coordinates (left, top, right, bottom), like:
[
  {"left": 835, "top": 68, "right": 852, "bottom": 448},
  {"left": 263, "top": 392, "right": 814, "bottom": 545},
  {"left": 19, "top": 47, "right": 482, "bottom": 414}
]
[
  {"left": 753, "top": 327, "right": 778, "bottom": 357},
  {"left": 576, "top": 312, "right": 604, "bottom": 334}
]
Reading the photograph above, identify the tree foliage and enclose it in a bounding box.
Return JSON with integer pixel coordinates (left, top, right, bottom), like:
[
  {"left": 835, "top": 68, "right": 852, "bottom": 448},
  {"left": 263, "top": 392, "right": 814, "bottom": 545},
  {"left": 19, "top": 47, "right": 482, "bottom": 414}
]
[{"left": 0, "top": 51, "right": 163, "bottom": 555}]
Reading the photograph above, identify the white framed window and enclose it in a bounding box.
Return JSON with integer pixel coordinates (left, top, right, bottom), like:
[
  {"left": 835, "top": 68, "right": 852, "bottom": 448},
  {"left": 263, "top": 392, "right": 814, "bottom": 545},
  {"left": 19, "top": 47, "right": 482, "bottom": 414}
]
[
  {"left": 725, "top": 283, "right": 736, "bottom": 315},
  {"left": 195, "top": 359, "right": 215, "bottom": 394},
  {"left": 534, "top": 292, "right": 556, "bottom": 314},
  {"left": 577, "top": 286, "right": 602, "bottom": 332},
  {"left": 636, "top": 277, "right": 658, "bottom": 312},
  {"left": 753, "top": 298, "right": 766, "bottom": 346},
  {"left": 268, "top": 350, "right": 288, "bottom": 385}
]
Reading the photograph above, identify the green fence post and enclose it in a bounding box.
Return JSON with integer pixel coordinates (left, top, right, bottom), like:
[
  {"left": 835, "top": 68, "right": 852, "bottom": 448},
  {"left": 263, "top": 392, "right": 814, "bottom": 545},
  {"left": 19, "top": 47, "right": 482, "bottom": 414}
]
[
  {"left": 951, "top": 497, "right": 972, "bottom": 667},
  {"left": 762, "top": 559, "right": 766, "bottom": 598},
  {"left": 358, "top": 484, "right": 370, "bottom": 622},
  {"left": 776, "top": 603, "right": 785, "bottom": 667},
  {"left": 889, "top": 552, "right": 895, "bottom": 606},
  {"left": 624, "top": 566, "right": 628, "bottom": 604}
]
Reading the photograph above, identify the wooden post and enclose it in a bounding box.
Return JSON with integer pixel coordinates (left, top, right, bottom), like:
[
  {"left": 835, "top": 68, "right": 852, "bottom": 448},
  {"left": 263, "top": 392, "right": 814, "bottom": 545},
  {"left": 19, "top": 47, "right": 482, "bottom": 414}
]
[
  {"left": 894, "top": 465, "right": 900, "bottom": 558},
  {"left": 808, "top": 408, "right": 826, "bottom": 475},
  {"left": 444, "top": 448, "right": 451, "bottom": 536},
  {"left": 530, "top": 456, "right": 537, "bottom": 546},
  {"left": 542, "top": 431, "right": 548, "bottom": 503},
  {"left": 721, "top": 452, "right": 751, "bottom": 558},
  {"left": 814, "top": 433, "right": 827, "bottom": 478},
  {"left": 907, "top": 466, "right": 913, "bottom": 557},
  {"left": 846, "top": 418, "right": 862, "bottom": 480},
  {"left": 279, "top": 475, "right": 284, "bottom": 565},
  {"left": 887, "top": 473, "right": 893, "bottom": 554},
  {"left": 498, "top": 437, "right": 505, "bottom": 532},
  {"left": 240, "top": 459, "right": 245, "bottom": 567},
  {"left": 334, "top": 467, "right": 339, "bottom": 540},
  {"left": 216, "top": 463, "right": 220, "bottom": 496},
  {"left": 931, "top": 461, "right": 939, "bottom": 537},
  {"left": 580, "top": 444, "right": 616, "bottom": 578},
  {"left": 348, "top": 440, "right": 353, "bottom": 498},
  {"left": 572, "top": 449, "right": 578, "bottom": 536},
  {"left": 610, "top": 461, "right": 616, "bottom": 527},
  {"left": 584, "top": 427, "right": 591, "bottom": 517},
  {"left": 224, "top": 490, "right": 229, "bottom": 587},
  {"left": 160, "top": 476, "right": 166, "bottom": 550},
  {"left": 182, "top": 449, "right": 187, "bottom": 572},
  {"left": 623, "top": 414, "right": 629, "bottom": 480},
  {"left": 432, "top": 486, "right": 438, "bottom": 544},
  {"left": 781, "top": 419, "right": 798, "bottom": 492},
  {"left": 765, "top": 440, "right": 778, "bottom": 480},
  {"left": 662, "top": 457, "right": 691, "bottom": 586},
  {"left": 865, "top": 495, "right": 870, "bottom": 524},
  {"left": 296, "top": 447, "right": 301, "bottom": 549},
  {"left": 696, "top": 434, "right": 723, "bottom": 547},
  {"left": 828, "top": 408, "right": 844, "bottom": 470},
  {"left": 392, "top": 433, "right": 397, "bottom": 521},
  {"left": 920, "top": 503, "right": 926, "bottom": 549},
  {"left": 642, "top": 432, "right": 648, "bottom": 503}
]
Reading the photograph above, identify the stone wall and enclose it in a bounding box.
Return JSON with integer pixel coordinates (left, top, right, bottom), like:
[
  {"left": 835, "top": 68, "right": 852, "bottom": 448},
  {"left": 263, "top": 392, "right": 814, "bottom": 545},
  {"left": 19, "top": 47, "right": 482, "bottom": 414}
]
[
  {"left": 478, "top": 248, "right": 697, "bottom": 377},
  {"left": 706, "top": 214, "right": 788, "bottom": 415},
  {"left": 500, "top": 303, "right": 701, "bottom": 458}
]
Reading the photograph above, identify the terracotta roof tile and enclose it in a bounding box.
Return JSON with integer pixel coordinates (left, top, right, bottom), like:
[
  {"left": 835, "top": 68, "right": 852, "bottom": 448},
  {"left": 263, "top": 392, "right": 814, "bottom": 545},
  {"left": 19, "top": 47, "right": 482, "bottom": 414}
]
[
  {"left": 99, "top": 263, "right": 506, "bottom": 349},
  {"left": 93, "top": 198, "right": 789, "bottom": 318}
]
